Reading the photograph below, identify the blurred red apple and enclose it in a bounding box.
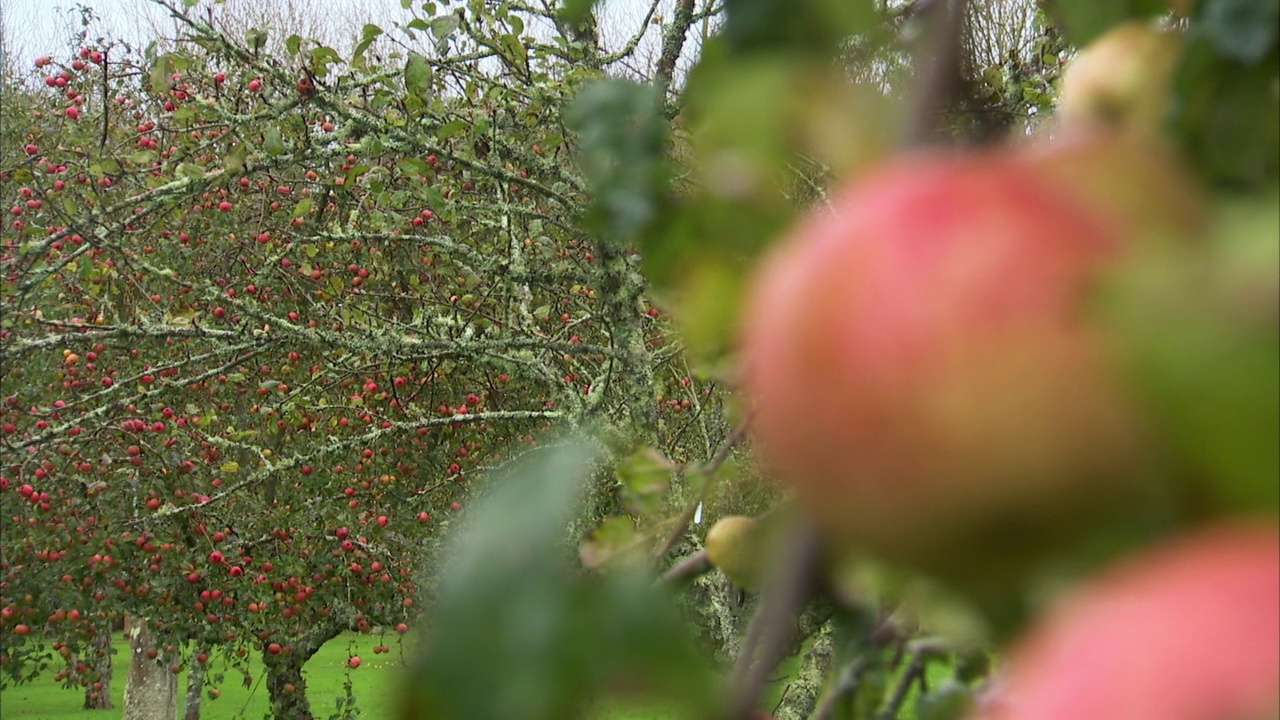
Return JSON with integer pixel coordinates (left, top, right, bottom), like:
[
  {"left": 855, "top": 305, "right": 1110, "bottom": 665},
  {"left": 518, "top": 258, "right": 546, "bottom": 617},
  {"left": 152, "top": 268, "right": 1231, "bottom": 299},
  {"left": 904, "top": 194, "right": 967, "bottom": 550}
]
[
  {"left": 742, "top": 151, "right": 1147, "bottom": 577},
  {"left": 978, "top": 523, "right": 1280, "bottom": 720}
]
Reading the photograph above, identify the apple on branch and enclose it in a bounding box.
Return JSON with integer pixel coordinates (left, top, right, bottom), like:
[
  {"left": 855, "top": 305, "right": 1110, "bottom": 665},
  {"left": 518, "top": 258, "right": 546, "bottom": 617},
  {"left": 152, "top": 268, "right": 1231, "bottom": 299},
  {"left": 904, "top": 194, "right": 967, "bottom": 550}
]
[{"left": 741, "top": 149, "right": 1156, "bottom": 593}]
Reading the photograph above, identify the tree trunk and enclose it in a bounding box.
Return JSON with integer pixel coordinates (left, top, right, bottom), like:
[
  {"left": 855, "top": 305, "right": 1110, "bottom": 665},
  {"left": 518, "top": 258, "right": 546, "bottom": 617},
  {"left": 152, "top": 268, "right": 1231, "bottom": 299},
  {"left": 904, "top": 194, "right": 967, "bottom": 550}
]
[
  {"left": 182, "top": 652, "right": 206, "bottom": 720},
  {"left": 264, "top": 619, "right": 343, "bottom": 720},
  {"left": 266, "top": 658, "right": 314, "bottom": 720},
  {"left": 773, "top": 620, "right": 835, "bottom": 720},
  {"left": 82, "top": 621, "right": 115, "bottom": 709},
  {"left": 122, "top": 619, "right": 177, "bottom": 720}
]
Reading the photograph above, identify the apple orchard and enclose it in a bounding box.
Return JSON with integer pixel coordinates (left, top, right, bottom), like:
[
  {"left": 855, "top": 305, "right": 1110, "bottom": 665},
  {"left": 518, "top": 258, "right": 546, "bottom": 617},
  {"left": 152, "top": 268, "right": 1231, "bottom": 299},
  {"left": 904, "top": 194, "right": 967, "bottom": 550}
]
[{"left": 1, "top": 1, "right": 1278, "bottom": 720}]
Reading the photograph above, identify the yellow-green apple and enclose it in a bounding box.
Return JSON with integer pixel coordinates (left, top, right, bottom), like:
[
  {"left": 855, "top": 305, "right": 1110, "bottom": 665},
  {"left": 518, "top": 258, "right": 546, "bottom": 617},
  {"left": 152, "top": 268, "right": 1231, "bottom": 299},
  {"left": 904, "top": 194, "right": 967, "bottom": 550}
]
[
  {"left": 976, "top": 523, "right": 1279, "bottom": 720},
  {"left": 741, "top": 150, "right": 1149, "bottom": 587},
  {"left": 705, "top": 515, "right": 765, "bottom": 590},
  {"left": 1056, "top": 22, "right": 1181, "bottom": 138}
]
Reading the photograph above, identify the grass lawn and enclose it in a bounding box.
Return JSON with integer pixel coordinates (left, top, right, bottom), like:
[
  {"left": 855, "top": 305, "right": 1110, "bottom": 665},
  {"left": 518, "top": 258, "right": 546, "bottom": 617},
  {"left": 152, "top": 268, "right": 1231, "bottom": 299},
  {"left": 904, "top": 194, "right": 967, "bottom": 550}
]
[
  {"left": 0, "top": 633, "right": 933, "bottom": 719},
  {"left": 0, "top": 632, "right": 404, "bottom": 720},
  {"left": 0, "top": 632, "right": 697, "bottom": 719}
]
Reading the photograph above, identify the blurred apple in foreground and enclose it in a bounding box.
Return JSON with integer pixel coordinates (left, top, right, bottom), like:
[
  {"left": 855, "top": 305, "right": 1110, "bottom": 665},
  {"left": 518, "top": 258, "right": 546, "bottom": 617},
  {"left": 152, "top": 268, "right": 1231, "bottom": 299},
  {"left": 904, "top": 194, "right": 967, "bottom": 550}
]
[
  {"left": 976, "top": 523, "right": 1280, "bottom": 720},
  {"left": 1018, "top": 131, "right": 1204, "bottom": 243},
  {"left": 742, "top": 151, "right": 1150, "bottom": 585},
  {"left": 1057, "top": 21, "right": 1181, "bottom": 138}
]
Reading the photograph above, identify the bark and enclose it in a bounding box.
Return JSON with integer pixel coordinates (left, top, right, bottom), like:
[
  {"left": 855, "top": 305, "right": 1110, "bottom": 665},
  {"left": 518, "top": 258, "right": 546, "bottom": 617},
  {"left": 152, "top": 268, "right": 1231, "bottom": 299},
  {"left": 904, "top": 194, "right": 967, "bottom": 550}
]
[
  {"left": 655, "top": 0, "right": 697, "bottom": 108},
  {"left": 82, "top": 623, "right": 115, "bottom": 709},
  {"left": 264, "top": 619, "right": 343, "bottom": 720},
  {"left": 122, "top": 620, "right": 178, "bottom": 720},
  {"left": 182, "top": 653, "right": 206, "bottom": 720},
  {"left": 772, "top": 621, "right": 835, "bottom": 720},
  {"left": 266, "top": 659, "right": 313, "bottom": 720}
]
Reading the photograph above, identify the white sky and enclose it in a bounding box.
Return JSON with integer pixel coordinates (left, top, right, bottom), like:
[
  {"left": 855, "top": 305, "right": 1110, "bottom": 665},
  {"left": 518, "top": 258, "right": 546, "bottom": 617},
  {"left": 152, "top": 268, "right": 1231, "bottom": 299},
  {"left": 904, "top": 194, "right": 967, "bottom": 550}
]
[{"left": 1, "top": 0, "right": 694, "bottom": 78}]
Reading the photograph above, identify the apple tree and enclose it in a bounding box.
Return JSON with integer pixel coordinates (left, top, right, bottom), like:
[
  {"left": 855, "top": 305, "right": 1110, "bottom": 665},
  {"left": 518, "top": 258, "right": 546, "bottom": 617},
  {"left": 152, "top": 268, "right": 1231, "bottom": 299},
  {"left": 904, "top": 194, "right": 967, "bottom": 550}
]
[{"left": 1, "top": 0, "right": 739, "bottom": 717}]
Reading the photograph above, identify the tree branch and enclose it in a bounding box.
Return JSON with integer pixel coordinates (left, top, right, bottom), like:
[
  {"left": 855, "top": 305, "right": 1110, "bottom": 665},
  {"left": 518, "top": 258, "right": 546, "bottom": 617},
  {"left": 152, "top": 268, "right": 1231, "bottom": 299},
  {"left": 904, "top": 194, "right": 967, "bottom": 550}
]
[
  {"left": 727, "top": 521, "right": 825, "bottom": 720},
  {"left": 654, "top": 0, "right": 697, "bottom": 109},
  {"left": 904, "top": 0, "right": 971, "bottom": 146}
]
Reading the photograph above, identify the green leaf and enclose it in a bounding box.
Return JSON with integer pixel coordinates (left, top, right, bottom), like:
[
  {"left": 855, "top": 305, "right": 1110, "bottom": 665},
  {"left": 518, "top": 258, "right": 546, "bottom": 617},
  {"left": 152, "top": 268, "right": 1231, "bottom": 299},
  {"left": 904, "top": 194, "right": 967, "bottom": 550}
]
[
  {"left": 437, "top": 119, "right": 466, "bottom": 140},
  {"left": 149, "top": 54, "right": 175, "bottom": 93},
  {"left": 614, "top": 447, "right": 672, "bottom": 516},
  {"left": 1200, "top": 0, "right": 1280, "bottom": 65},
  {"left": 404, "top": 52, "right": 433, "bottom": 102},
  {"left": 1171, "top": 34, "right": 1280, "bottom": 186},
  {"left": 498, "top": 33, "right": 528, "bottom": 68},
  {"left": 223, "top": 144, "right": 248, "bottom": 174},
  {"left": 286, "top": 34, "right": 302, "bottom": 56},
  {"left": 263, "top": 127, "right": 285, "bottom": 156},
  {"left": 1107, "top": 188, "right": 1280, "bottom": 514},
  {"left": 1043, "top": 0, "right": 1168, "bottom": 46},
  {"left": 245, "top": 27, "right": 268, "bottom": 53},
  {"left": 399, "top": 435, "right": 715, "bottom": 720},
  {"left": 344, "top": 165, "right": 370, "bottom": 187},
  {"left": 291, "top": 198, "right": 314, "bottom": 217},
  {"left": 430, "top": 15, "right": 460, "bottom": 40},
  {"left": 352, "top": 24, "right": 384, "bottom": 67},
  {"left": 309, "top": 46, "right": 344, "bottom": 77},
  {"left": 398, "top": 157, "right": 432, "bottom": 177},
  {"left": 915, "top": 678, "right": 973, "bottom": 720},
  {"left": 422, "top": 186, "right": 446, "bottom": 209},
  {"left": 566, "top": 79, "right": 669, "bottom": 242},
  {"left": 558, "top": 0, "right": 599, "bottom": 25},
  {"left": 578, "top": 516, "right": 644, "bottom": 570},
  {"left": 721, "top": 0, "right": 877, "bottom": 57}
]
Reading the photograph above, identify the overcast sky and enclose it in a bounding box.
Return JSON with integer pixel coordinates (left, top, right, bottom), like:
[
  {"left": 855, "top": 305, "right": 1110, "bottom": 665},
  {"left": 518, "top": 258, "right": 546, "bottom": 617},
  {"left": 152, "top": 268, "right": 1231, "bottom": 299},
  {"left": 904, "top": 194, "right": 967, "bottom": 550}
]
[{"left": 1, "top": 0, "right": 693, "bottom": 77}]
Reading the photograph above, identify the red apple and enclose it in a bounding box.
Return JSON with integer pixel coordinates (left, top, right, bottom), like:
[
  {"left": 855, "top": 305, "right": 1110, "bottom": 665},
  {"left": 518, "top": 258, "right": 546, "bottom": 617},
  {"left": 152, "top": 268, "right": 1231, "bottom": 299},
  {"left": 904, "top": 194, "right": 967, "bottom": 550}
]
[
  {"left": 980, "top": 523, "right": 1280, "bottom": 720},
  {"left": 742, "top": 151, "right": 1146, "bottom": 576},
  {"left": 348, "top": 655, "right": 361, "bottom": 669}
]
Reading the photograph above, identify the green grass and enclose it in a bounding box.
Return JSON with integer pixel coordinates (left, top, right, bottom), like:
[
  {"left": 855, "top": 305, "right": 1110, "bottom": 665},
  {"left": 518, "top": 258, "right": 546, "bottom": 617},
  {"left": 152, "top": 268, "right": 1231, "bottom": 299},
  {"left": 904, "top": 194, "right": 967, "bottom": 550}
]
[
  {"left": 0, "top": 632, "right": 692, "bottom": 720},
  {"left": 0, "top": 632, "right": 406, "bottom": 720}
]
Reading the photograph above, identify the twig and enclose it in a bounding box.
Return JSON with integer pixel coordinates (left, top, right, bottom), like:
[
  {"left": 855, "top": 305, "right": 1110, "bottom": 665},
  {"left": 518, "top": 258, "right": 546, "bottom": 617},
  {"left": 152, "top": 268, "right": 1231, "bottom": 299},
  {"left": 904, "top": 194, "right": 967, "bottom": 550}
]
[
  {"left": 810, "top": 657, "right": 871, "bottom": 720},
  {"left": 904, "top": 0, "right": 971, "bottom": 146},
  {"left": 660, "top": 548, "right": 712, "bottom": 585},
  {"left": 874, "top": 638, "right": 950, "bottom": 720},
  {"left": 727, "top": 521, "right": 824, "bottom": 720}
]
